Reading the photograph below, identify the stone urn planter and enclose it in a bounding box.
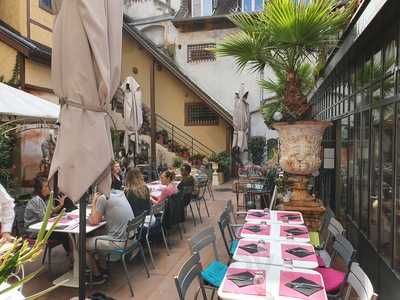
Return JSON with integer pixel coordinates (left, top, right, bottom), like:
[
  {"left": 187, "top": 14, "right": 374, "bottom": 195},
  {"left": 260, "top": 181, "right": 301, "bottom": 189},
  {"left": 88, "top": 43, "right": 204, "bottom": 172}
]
[{"left": 273, "top": 120, "right": 332, "bottom": 229}]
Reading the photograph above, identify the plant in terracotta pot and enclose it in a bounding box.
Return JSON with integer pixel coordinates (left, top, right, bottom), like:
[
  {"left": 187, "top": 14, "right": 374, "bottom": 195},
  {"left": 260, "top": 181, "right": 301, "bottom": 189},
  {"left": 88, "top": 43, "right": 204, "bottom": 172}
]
[{"left": 217, "top": 0, "right": 355, "bottom": 226}]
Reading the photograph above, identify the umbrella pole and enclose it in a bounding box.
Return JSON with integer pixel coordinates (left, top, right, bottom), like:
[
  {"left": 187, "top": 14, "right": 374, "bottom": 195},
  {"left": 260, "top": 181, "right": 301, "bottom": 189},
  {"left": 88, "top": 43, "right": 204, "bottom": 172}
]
[{"left": 79, "top": 193, "right": 87, "bottom": 300}]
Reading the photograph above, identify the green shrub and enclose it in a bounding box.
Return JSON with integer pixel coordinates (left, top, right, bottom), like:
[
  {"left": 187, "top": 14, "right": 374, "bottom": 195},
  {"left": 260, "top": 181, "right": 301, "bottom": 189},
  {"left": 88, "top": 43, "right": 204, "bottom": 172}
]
[
  {"left": 248, "top": 136, "right": 266, "bottom": 165},
  {"left": 172, "top": 156, "right": 183, "bottom": 169}
]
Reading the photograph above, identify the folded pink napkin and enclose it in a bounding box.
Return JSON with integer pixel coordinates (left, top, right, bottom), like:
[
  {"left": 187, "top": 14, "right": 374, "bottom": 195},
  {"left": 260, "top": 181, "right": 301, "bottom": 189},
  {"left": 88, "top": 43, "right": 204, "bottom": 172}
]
[
  {"left": 279, "top": 270, "right": 325, "bottom": 300},
  {"left": 222, "top": 267, "right": 266, "bottom": 296},
  {"left": 236, "top": 240, "right": 270, "bottom": 257},
  {"left": 277, "top": 211, "right": 302, "bottom": 222},
  {"left": 241, "top": 223, "right": 270, "bottom": 236},
  {"left": 280, "top": 225, "right": 309, "bottom": 239},
  {"left": 246, "top": 210, "right": 271, "bottom": 220},
  {"left": 281, "top": 244, "right": 317, "bottom": 262}
]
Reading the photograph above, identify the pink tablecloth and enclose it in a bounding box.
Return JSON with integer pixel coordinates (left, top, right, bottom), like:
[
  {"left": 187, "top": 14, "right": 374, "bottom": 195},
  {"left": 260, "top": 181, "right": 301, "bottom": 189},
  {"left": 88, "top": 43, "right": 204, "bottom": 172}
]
[
  {"left": 280, "top": 225, "right": 309, "bottom": 239},
  {"left": 279, "top": 270, "right": 325, "bottom": 300},
  {"left": 236, "top": 240, "right": 270, "bottom": 257},
  {"left": 49, "top": 214, "right": 78, "bottom": 224},
  {"left": 241, "top": 224, "right": 270, "bottom": 236},
  {"left": 281, "top": 244, "right": 317, "bottom": 262},
  {"left": 222, "top": 267, "right": 266, "bottom": 296}
]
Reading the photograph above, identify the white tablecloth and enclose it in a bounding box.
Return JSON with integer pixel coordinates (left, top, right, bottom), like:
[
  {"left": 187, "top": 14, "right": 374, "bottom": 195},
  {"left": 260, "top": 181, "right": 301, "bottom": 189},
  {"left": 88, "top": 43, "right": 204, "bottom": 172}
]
[
  {"left": 245, "top": 210, "right": 304, "bottom": 225},
  {"left": 232, "top": 238, "right": 318, "bottom": 269},
  {"left": 217, "top": 262, "right": 327, "bottom": 300},
  {"left": 240, "top": 223, "right": 310, "bottom": 243}
]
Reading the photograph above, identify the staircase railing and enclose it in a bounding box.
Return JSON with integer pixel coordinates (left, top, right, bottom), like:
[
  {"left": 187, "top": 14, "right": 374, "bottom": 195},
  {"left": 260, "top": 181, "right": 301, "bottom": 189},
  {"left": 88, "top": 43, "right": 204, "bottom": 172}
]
[{"left": 155, "top": 114, "right": 215, "bottom": 158}]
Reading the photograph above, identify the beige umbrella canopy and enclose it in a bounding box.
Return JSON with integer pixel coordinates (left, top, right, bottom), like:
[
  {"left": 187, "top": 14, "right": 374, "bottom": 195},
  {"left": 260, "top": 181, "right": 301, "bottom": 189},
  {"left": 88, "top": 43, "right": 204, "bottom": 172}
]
[
  {"left": 121, "top": 76, "right": 143, "bottom": 154},
  {"left": 49, "top": 0, "right": 123, "bottom": 202},
  {"left": 232, "top": 83, "right": 250, "bottom": 151}
]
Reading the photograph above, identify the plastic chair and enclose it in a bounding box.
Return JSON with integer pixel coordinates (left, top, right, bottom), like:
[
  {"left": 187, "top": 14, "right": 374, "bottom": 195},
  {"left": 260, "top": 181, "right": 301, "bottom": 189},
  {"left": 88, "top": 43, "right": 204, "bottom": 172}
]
[
  {"left": 343, "top": 262, "right": 378, "bottom": 300},
  {"left": 94, "top": 212, "right": 150, "bottom": 297},
  {"left": 217, "top": 210, "right": 239, "bottom": 259},
  {"left": 317, "top": 216, "right": 345, "bottom": 267},
  {"left": 310, "top": 207, "right": 336, "bottom": 248},
  {"left": 143, "top": 201, "right": 170, "bottom": 268},
  {"left": 316, "top": 234, "right": 356, "bottom": 297},
  {"left": 187, "top": 227, "right": 227, "bottom": 298},
  {"left": 174, "top": 252, "right": 208, "bottom": 300}
]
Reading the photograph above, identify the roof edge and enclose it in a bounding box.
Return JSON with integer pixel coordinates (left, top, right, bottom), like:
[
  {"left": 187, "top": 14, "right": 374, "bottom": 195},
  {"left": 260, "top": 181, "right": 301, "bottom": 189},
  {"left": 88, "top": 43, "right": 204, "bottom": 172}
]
[{"left": 123, "top": 22, "right": 233, "bottom": 125}]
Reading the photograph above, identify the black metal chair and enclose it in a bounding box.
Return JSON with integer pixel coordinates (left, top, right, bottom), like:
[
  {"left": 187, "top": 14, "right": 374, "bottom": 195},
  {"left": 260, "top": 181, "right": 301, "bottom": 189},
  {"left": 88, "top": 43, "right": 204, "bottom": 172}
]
[
  {"left": 93, "top": 211, "right": 150, "bottom": 297},
  {"left": 193, "top": 178, "right": 210, "bottom": 220},
  {"left": 174, "top": 252, "right": 208, "bottom": 300},
  {"left": 182, "top": 185, "right": 198, "bottom": 226},
  {"left": 143, "top": 201, "right": 170, "bottom": 268}
]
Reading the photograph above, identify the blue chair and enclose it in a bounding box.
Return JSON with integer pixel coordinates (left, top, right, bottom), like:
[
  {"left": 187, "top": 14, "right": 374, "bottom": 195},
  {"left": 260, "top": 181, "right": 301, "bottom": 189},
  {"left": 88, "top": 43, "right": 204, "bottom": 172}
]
[
  {"left": 93, "top": 211, "right": 150, "bottom": 297},
  {"left": 217, "top": 209, "right": 239, "bottom": 259},
  {"left": 187, "top": 227, "right": 227, "bottom": 299}
]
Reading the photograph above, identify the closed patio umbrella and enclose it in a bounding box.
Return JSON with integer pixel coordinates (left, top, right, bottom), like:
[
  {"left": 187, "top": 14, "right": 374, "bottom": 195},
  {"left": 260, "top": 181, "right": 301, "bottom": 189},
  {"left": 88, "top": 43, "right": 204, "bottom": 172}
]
[
  {"left": 232, "top": 83, "right": 250, "bottom": 151},
  {"left": 121, "top": 76, "right": 143, "bottom": 154},
  {"left": 49, "top": 0, "right": 122, "bottom": 298}
]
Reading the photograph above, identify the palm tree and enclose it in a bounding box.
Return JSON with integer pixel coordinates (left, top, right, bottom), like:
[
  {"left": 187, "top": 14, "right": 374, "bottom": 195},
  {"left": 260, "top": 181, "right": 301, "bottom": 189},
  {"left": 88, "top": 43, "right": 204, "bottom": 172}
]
[{"left": 217, "top": 0, "right": 355, "bottom": 120}]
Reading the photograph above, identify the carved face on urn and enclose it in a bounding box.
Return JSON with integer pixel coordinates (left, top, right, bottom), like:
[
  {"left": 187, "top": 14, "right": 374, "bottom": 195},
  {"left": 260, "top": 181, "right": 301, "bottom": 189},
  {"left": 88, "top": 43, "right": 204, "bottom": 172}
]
[{"left": 273, "top": 121, "right": 332, "bottom": 175}]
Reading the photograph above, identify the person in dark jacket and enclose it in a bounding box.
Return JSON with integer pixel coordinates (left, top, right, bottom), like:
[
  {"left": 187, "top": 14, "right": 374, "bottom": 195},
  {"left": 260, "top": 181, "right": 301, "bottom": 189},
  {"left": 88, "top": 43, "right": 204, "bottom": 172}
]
[
  {"left": 124, "top": 168, "right": 151, "bottom": 216},
  {"left": 177, "top": 164, "right": 194, "bottom": 191},
  {"left": 111, "top": 160, "right": 123, "bottom": 190}
]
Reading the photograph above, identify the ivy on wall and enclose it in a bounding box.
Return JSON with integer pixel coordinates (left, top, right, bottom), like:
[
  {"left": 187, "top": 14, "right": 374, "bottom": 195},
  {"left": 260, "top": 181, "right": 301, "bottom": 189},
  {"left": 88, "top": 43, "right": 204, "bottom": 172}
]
[{"left": 0, "top": 53, "right": 23, "bottom": 87}]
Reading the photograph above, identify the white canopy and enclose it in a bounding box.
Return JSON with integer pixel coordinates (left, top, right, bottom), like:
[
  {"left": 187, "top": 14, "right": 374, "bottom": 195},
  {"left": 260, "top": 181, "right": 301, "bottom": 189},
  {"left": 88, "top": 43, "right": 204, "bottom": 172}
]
[{"left": 0, "top": 82, "right": 59, "bottom": 120}]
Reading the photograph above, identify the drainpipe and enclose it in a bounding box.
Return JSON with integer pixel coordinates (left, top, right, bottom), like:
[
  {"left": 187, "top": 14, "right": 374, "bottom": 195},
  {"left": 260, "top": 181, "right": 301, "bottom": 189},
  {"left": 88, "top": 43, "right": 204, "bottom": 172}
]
[{"left": 150, "top": 60, "right": 156, "bottom": 168}]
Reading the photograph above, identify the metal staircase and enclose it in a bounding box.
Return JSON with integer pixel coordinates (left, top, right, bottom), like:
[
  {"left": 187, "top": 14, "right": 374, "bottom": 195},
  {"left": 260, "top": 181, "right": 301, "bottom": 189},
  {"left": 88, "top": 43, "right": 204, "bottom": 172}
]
[{"left": 155, "top": 114, "right": 215, "bottom": 158}]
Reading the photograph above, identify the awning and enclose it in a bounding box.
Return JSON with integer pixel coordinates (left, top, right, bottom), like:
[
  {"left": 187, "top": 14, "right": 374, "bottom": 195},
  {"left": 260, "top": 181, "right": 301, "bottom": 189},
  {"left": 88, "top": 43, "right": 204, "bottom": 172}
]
[{"left": 0, "top": 82, "right": 59, "bottom": 120}]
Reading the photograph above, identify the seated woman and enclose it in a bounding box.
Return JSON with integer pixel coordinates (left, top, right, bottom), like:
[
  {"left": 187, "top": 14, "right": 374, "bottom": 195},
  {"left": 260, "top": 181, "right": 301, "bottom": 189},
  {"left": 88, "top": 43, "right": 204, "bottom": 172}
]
[
  {"left": 111, "top": 160, "right": 123, "bottom": 190},
  {"left": 124, "top": 168, "right": 151, "bottom": 216},
  {"left": 24, "top": 176, "right": 70, "bottom": 253},
  {"left": 151, "top": 170, "right": 177, "bottom": 205}
]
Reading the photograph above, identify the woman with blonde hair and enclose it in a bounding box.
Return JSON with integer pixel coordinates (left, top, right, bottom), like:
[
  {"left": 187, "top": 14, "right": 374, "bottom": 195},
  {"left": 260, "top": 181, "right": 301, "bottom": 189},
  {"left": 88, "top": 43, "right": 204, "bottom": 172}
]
[
  {"left": 125, "top": 168, "right": 151, "bottom": 216},
  {"left": 151, "top": 170, "right": 177, "bottom": 205}
]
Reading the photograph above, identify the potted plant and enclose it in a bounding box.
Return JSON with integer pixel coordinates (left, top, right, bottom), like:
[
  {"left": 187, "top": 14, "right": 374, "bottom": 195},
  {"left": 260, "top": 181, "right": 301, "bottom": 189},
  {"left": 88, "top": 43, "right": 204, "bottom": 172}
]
[
  {"left": 0, "top": 192, "right": 64, "bottom": 298},
  {"left": 217, "top": 0, "right": 355, "bottom": 228},
  {"left": 172, "top": 156, "right": 183, "bottom": 170},
  {"left": 248, "top": 136, "right": 266, "bottom": 166},
  {"left": 180, "top": 146, "right": 190, "bottom": 160}
]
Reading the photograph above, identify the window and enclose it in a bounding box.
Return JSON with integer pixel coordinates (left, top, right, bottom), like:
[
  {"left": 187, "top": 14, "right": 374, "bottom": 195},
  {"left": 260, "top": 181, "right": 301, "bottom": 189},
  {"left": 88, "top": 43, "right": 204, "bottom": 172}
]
[
  {"left": 242, "top": 0, "right": 264, "bottom": 12},
  {"left": 191, "top": 0, "right": 215, "bottom": 17},
  {"left": 39, "top": 0, "right": 53, "bottom": 13},
  {"left": 185, "top": 103, "right": 219, "bottom": 126},
  {"left": 187, "top": 43, "right": 216, "bottom": 63}
]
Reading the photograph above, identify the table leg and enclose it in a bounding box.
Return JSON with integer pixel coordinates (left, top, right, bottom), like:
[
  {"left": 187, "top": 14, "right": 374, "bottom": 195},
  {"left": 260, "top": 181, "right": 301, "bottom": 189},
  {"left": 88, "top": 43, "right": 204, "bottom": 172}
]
[{"left": 53, "top": 233, "right": 80, "bottom": 288}]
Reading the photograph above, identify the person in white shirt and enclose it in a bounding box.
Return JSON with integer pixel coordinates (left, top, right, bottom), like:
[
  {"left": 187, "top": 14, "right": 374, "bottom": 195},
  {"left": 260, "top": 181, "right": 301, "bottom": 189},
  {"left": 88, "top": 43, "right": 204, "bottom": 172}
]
[{"left": 0, "top": 183, "right": 15, "bottom": 243}]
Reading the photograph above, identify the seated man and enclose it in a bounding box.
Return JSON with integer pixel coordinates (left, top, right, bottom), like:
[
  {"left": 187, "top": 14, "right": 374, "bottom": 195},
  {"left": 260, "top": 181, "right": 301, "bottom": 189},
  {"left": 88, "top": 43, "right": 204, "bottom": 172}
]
[
  {"left": 86, "top": 189, "right": 134, "bottom": 284},
  {"left": 177, "top": 164, "right": 194, "bottom": 191}
]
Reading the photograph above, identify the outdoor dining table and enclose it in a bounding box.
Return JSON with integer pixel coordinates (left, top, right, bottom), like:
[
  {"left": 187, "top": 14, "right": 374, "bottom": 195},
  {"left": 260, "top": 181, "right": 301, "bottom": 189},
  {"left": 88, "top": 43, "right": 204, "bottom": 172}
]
[
  {"left": 29, "top": 207, "right": 106, "bottom": 288},
  {"left": 218, "top": 262, "right": 327, "bottom": 300},
  {"left": 240, "top": 223, "right": 310, "bottom": 243},
  {"left": 232, "top": 238, "right": 318, "bottom": 269},
  {"left": 245, "top": 209, "right": 304, "bottom": 225}
]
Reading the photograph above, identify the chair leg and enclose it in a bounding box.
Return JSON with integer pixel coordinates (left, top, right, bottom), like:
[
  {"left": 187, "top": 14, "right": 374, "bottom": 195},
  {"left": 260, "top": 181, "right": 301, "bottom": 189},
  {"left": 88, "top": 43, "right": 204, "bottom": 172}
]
[
  {"left": 210, "top": 288, "right": 216, "bottom": 300},
  {"left": 48, "top": 247, "right": 52, "bottom": 273},
  {"left": 189, "top": 204, "right": 196, "bottom": 226},
  {"left": 139, "top": 244, "right": 150, "bottom": 278},
  {"left": 202, "top": 196, "right": 210, "bottom": 217},
  {"left": 161, "top": 226, "right": 170, "bottom": 255},
  {"left": 41, "top": 245, "right": 48, "bottom": 265},
  {"left": 177, "top": 223, "right": 183, "bottom": 240},
  {"left": 207, "top": 185, "right": 215, "bottom": 201},
  {"left": 122, "top": 254, "right": 134, "bottom": 297},
  {"left": 145, "top": 235, "right": 156, "bottom": 269},
  {"left": 195, "top": 200, "right": 203, "bottom": 223},
  {"left": 181, "top": 221, "right": 186, "bottom": 233}
]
